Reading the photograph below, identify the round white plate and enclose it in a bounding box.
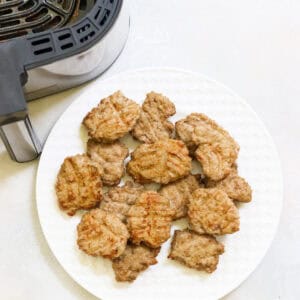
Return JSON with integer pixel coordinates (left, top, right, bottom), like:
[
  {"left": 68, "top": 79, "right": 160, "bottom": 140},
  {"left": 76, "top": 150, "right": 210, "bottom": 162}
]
[{"left": 36, "top": 68, "right": 283, "bottom": 300}]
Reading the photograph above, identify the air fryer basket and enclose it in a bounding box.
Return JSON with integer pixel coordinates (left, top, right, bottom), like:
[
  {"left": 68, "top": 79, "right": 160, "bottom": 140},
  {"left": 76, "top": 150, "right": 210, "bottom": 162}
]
[{"left": 0, "top": 0, "right": 123, "bottom": 162}]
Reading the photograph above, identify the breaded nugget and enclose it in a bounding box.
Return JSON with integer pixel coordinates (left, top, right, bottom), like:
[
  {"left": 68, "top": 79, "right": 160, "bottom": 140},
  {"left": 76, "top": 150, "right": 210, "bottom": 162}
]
[
  {"left": 206, "top": 172, "right": 252, "bottom": 203},
  {"left": 175, "top": 113, "right": 239, "bottom": 180},
  {"left": 87, "top": 139, "right": 129, "bottom": 186},
  {"left": 159, "top": 174, "right": 203, "bottom": 220},
  {"left": 56, "top": 154, "right": 103, "bottom": 216},
  {"left": 127, "top": 191, "right": 174, "bottom": 248},
  {"left": 168, "top": 230, "right": 224, "bottom": 273},
  {"left": 77, "top": 209, "right": 129, "bottom": 259},
  {"left": 131, "top": 92, "right": 176, "bottom": 143},
  {"left": 188, "top": 188, "right": 240, "bottom": 235},
  {"left": 127, "top": 139, "right": 192, "bottom": 184},
  {"left": 100, "top": 181, "right": 144, "bottom": 222},
  {"left": 83, "top": 91, "right": 141, "bottom": 143},
  {"left": 112, "top": 244, "right": 160, "bottom": 282}
]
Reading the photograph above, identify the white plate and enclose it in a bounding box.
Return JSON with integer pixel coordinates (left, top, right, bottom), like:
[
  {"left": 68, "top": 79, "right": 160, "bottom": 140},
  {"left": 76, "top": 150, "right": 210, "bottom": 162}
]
[{"left": 36, "top": 68, "right": 283, "bottom": 300}]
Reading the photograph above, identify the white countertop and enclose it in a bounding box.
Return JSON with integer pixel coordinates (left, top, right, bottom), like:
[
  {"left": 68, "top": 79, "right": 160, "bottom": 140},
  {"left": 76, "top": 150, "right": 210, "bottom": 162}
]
[{"left": 0, "top": 1, "right": 299, "bottom": 299}]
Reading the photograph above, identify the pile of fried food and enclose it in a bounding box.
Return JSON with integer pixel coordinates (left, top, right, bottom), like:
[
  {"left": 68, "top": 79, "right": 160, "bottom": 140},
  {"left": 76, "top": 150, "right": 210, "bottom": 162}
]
[{"left": 55, "top": 91, "right": 252, "bottom": 282}]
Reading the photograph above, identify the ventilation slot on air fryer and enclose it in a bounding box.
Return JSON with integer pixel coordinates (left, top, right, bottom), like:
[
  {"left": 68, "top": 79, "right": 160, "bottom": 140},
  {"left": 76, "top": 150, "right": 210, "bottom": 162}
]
[
  {"left": 100, "top": 9, "right": 110, "bottom": 26},
  {"left": 0, "top": 8, "right": 12, "bottom": 17},
  {"left": 18, "top": 0, "right": 36, "bottom": 11},
  {"left": 54, "top": 28, "right": 75, "bottom": 51},
  {"left": 74, "top": 19, "right": 97, "bottom": 44},
  {"left": 25, "top": 8, "right": 48, "bottom": 22},
  {"left": 29, "top": 34, "right": 55, "bottom": 56},
  {"left": 32, "top": 16, "right": 62, "bottom": 33}
]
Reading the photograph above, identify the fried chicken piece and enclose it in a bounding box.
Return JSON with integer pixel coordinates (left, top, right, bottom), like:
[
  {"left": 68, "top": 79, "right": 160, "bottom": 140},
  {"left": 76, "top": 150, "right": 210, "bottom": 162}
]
[
  {"left": 56, "top": 154, "right": 103, "bottom": 216},
  {"left": 112, "top": 244, "right": 160, "bottom": 282},
  {"left": 205, "top": 172, "right": 252, "bottom": 203},
  {"left": 100, "top": 181, "right": 144, "bottom": 222},
  {"left": 188, "top": 188, "right": 240, "bottom": 235},
  {"left": 82, "top": 91, "right": 141, "bottom": 143},
  {"left": 87, "top": 139, "right": 129, "bottom": 186},
  {"left": 77, "top": 209, "right": 129, "bottom": 259},
  {"left": 131, "top": 92, "right": 176, "bottom": 143},
  {"left": 175, "top": 113, "right": 239, "bottom": 180},
  {"left": 168, "top": 230, "right": 224, "bottom": 273},
  {"left": 159, "top": 174, "right": 203, "bottom": 220},
  {"left": 127, "top": 191, "right": 174, "bottom": 248},
  {"left": 127, "top": 139, "right": 192, "bottom": 184}
]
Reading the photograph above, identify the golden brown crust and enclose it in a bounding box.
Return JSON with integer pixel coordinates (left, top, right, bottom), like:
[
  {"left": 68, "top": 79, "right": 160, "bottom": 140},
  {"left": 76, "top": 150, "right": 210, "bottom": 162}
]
[
  {"left": 82, "top": 91, "right": 141, "bottom": 143},
  {"left": 127, "top": 139, "right": 192, "bottom": 184},
  {"left": 205, "top": 172, "right": 252, "bottom": 203},
  {"left": 159, "top": 174, "right": 203, "bottom": 220},
  {"left": 87, "top": 139, "right": 129, "bottom": 186},
  {"left": 131, "top": 92, "right": 176, "bottom": 143},
  {"left": 100, "top": 181, "right": 145, "bottom": 222},
  {"left": 112, "top": 244, "right": 160, "bottom": 282},
  {"left": 175, "top": 113, "right": 239, "bottom": 180},
  {"left": 188, "top": 188, "right": 240, "bottom": 235},
  {"left": 55, "top": 154, "right": 103, "bottom": 216},
  {"left": 168, "top": 229, "right": 224, "bottom": 273},
  {"left": 77, "top": 209, "right": 129, "bottom": 259},
  {"left": 127, "top": 191, "right": 174, "bottom": 248}
]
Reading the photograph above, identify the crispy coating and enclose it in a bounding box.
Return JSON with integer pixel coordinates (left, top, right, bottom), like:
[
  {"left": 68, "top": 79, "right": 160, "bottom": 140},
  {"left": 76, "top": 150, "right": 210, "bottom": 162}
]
[
  {"left": 127, "top": 191, "right": 174, "bottom": 248},
  {"left": 100, "top": 181, "right": 144, "bottom": 222},
  {"left": 206, "top": 172, "right": 252, "bottom": 203},
  {"left": 82, "top": 91, "right": 141, "bottom": 143},
  {"left": 175, "top": 113, "right": 239, "bottom": 180},
  {"left": 87, "top": 139, "right": 129, "bottom": 186},
  {"left": 112, "top": 244, "right": 160, "bottom": 282},
  {"left": 77, "top": 209, "right": 129, "bottom": 259},
  {"left": 188, "top": 188, "right": 240, "bottom": 235},
  {"left": 127, "top": 139, "right": 192, "bottom": 184},
  {"left": 131, "top": 92, "right": 176, "bottom": 143},
  {"left": 56, "top": 154, "right": 103, "bottom": 216},
  {"left": 159, "top": 174, "right": 203, "bottom": 220},
  {"left": 168, "top": 230, "right": 224, "bottom": 273}
]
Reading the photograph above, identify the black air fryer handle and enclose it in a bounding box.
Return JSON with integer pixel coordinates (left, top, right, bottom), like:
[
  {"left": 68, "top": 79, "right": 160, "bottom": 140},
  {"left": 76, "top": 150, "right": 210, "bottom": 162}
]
[
  {"left": 0, "top": 39, "right": 28, "bottom": 125},
  {"left": 0, "top": 39, "right": 42, "bottom": 162}
]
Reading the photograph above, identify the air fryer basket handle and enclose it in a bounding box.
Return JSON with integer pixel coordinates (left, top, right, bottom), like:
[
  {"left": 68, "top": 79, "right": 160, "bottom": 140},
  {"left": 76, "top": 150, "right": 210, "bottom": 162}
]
[
  {"left": 0, "top": 39, "right": 28, "bottom": 124},
  {"left": 0, "top": 39, "right": 42, "bottom": 162}
]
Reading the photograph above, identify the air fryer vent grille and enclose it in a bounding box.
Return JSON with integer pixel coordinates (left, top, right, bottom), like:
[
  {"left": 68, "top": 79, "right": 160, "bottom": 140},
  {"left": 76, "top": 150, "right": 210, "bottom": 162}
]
[
  {"left": 25, "top": 0, "right": 121, "bottom": 63},
  {"left": 0, "top": 0, "right": 88, "bottom": 40}
]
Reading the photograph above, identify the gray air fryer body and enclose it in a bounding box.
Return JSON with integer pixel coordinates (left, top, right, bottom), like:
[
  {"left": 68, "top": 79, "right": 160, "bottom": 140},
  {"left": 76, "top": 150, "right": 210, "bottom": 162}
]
[{"left": 0, "top": 0, "right": 129, "bottom": 162}]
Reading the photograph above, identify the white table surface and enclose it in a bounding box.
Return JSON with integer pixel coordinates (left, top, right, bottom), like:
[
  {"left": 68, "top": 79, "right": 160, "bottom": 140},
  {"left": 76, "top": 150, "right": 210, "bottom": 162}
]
[{"left": 0, "top": 1, "right": 299, "bottom": 299}]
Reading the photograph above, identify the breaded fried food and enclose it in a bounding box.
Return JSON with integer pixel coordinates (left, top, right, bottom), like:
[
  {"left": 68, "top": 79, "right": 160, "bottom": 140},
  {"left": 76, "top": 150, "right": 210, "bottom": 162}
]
[
  {"left": 206, "top": 172, "right": 252, "bottom": 203},
  {"left": 87, "top": 139, "right": 129, "bottom": 186},
  {"left": 131, "top": 92, "right": 176, "bottom": 143},
  {"left": 175, "top": 113, "right": 239, "bottom": 180},
  {"left": 83, "top": 91, "right": 141, "bottom": 143},
  {"left": 159, "top": 174, "right": 203, "bottom": 220},
  {"left": 56, "top": 154, "right": 103, "bottom": 216},
  {"left": 100, "top": 181, "right": 144, "bottom": 222},
  {"left": 127, "top": 139, "right": 192, "bottom": 184},
  {"left": 188, "top": 188, "right": 240, "bottom": 235},
  {"left": 77, "top": 209, "right": 129, "bottom": 259},
  {"left": 112, "top": 244, "right": 160, "bottom": 282},
  {"left": 127, "top": 191, "right": 174, "bottom": 248},
  {"left": 168, "top": 230, "right": 224, "bottom": 273}
]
